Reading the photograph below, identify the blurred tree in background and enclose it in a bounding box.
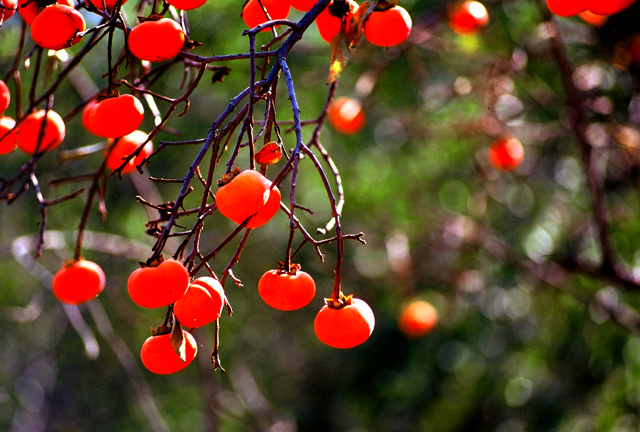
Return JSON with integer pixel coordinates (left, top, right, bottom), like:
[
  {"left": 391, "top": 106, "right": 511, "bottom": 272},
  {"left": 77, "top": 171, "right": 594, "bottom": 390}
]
[{"left": 2, "top": 0, "right": 640, "bottom": 431}]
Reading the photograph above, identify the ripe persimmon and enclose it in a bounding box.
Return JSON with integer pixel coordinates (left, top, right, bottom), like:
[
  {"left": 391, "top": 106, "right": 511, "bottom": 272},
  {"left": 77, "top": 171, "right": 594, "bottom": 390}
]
[
  {"left": 52, "top": 259, "right": 106, "bottom": 305},
  {"left": 0, "top": 79, "right": 10, "bottom": 113},
  {"left": 448, "top": 1, "right": 489, "bottom": 35},
  {"left": 314, "top": 296, "right": 375, "bottom": 348},
  {"left": 174, "top": 277, "right": 225, "bottom": 328},
  {"left": 128, "top": 18, "right": 186, "bottom": 62},
  {"left": 166, "top": 0, "right": 206, "bottom": 10},
  {"left": 290, "top": 0, "right": 317, "bottom": 12},
  {"left": 0, "top": 0, "right": 18, "bottom": 22},
  {"left": 246, "top": 184, "right": 280, "bottom": 228},
  {"left": 85, "top": 0, "right": 128, "bottom": 13},
  {"left": 328, "top": 97, "right": 366, "bottom": 135},
  {"left": 18, "top": 0, "right": 73, "bottom": 25},
  {"left": 88, "top": 94, "right": 144, "bottom": 138},
  {"left": 216, "top": 170, "right": 271, "bottom": 225},
  {"left": 315, "top": 0, "right": 357, "bottom": 43},
  {"left": 0, "top": 116, "right": 17, "bottom": 155},
  {"left": 127, "top": 259, "right": 190, "bottom": 308},
  {"left": 140, "top": 331, "right": 197, "bottom": 374},
  {"left": 397, "top": 299, "right": 438, "bottom": 338},
  {"left": 16, "top": 109, "right": 65, "bottom": 154},
  {"left": 30, "top": 4, "right": 85, "bottom": 51},
  {"left": 104, "top": 130, "right": 153, "bottom": 175},
  {"left": 488, "top": 137, "right": 524, "bottom": 171},
  {"left": 363, "top": 5, "right": 412, "bottom": 47},
  {"left": 242, "top": 0, "right": 290, "bottom": 32},
  {"left": 258, "top": 264, "right": 316, "bottom": 310}
]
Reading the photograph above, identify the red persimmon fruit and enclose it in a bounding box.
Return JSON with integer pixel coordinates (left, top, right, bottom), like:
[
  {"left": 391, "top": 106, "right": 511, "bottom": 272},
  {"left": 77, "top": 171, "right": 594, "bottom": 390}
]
[
  {"left": 0, "top": 0, "right": 18, "bottom": 22},
  {"left": 85, "top": 0, "right": 128, "bottom": 13},
  {"left": 290, "top": 0, "right": 317, "bottom": 11},
  {"left": 127, "top": 259, "right": 190, "bottom": 308},
  {"left": 166, "top": 0, "right": 206, "bottom": 10},
  {"left": 258, "top": 264, "right": 316, "bottom": 310},
  {"left": 242, "top": 0, "right": 290, "bottom": 32},
  {"left": 104, "top": 130, "right": 153, "bottom": 175},
  {"left": 363, "top": 5, "right": 412, "bottom": 47},
  {"left": 397, "top": 299, "right": 438, "bottom": 338},
  {"left": 0, "top": 79, "right": 9, "bottom": 114},
  {"left": 448, "top": 1, "right": 489, "bottom": 35},
  {"left": 88, "top": 94, "right": 144, "bottom": 138},
  {"left": 16, "top": 109, "right": 65, "bottom": 154},
  {"left": 0, "top": 116, "right": 17, "bottom": 155},
  {"left": 140, "top": 331, "right": 197, "bottom": 374},
  {"left": 314, "top": 296, "right": 375, "bottom": 348},
  {"left": 328, "top": 96, "right": 366, "bottom": 135},
  {"left": 52, "top": 259, "right": 106, "bottom": 305},
  {"left": 30, "top": 4, "right": 85, "bottom": 50},
  {"left": 315, "top": 0, "right": 357, "bottom": 43},
  {"left": 128, "top": 18, "right": 186, "bottom": 62},
  {"left": 216, "top": 170, "right": 271, "bottom": 225},
  {"left": 18, "top": 0, "right": 73, "bottom": 25},
  {"left": 488, "top": 137, "right": 524, "bottom": 171},
  {"left": 174, "top": 277, "right": 225, "bottom": 328},
  {"left": 246, "top": 184, "right": 281, "bottom": 228}
]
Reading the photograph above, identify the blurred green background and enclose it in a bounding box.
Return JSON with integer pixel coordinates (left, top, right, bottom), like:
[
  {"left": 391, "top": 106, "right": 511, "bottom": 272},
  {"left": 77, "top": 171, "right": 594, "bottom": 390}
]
[{"left": 3, "top": 0, "right": 640, "bottom": 430}]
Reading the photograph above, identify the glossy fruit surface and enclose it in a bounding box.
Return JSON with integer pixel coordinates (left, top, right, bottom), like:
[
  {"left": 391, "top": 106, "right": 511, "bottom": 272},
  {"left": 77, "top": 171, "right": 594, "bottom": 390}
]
[
  {"left": 166, "top": 0, "right": 206, "bottom": 10},
  {"left": 174, "top": 277, "right": 225, "bottom": 328},
  {"left": 52, "top": 259, "right": 105, "bottom": 305},
  {"left": 397, "top": 300, "right": 438, "bottom": 338},
  {"left": 586, "top": 0, "right": 635, "bottom": 15},
  {"left": 18, "top": 0, "right": 73, "bottom": 25},
  {"left": 246, "top": 184, "right": 280, "bottom": 228},
  {"left": 16, "top": 109, "right": 65, "bottom": 154},
  {"left": 88, "top": 94, "right": 144, "bottom": 138},
  {"left": 0, "top": 79, "right": 9, "bottom": 113},
  {"left": 81, "top": 99, "right": 100, "bottom": 135},
  {"left": 128, "top": 18, "right": 186, "bottom": 62},
  {"left": 315, "top": 0, "right": 357, "bottom": 43},
  {"left": 242, "top": 0, "right": 290, "bottom": 32},
  {"left": 314, "top": 297, "right": 375, "bottom": 348},
  {"left": 289, "top": 0, "right": 317, "bottom": 11},
  {"left": 577, "top": 10, "right": 607, "bottom": 25},
  {"left": 364, "top": 5, "right": 412, "bottom": 47},
  {"left": 85, "top": 0, "right": 128, "bottom": 12},
  {"left": 546, "top": 0, "right": 586, "bottom": 16},
  {"left": 488, "top": 137, "right": 524, "bottom": 171},
  {"left": 105, "top": 130, "right": 153, "bottom": 175},
  {"left": 140, "top": 331, "right": 197, "bottom": 374},
  {"left": 448, "top": 1, "right": 489, "bottom": 35},
  {"left": 258, "top": 265, "right": 316, "bottom": 310},
  {"left": 216, "top": 170, "right": 271, "bottom": 224},
  {"left": 0, "top": 0, "right": 18, "bottom": 22},
  {"left": 30, "top": 4, "right": 85, "bottom": 50},
  {"left": 328, "top": 97, "right": 365, "bottom": 135},
  {"left": 0, "top": 116, "right": 16, "bottom": 155},
  {"left": 127, "top": 259, "right": 190, "bottom": 308}
]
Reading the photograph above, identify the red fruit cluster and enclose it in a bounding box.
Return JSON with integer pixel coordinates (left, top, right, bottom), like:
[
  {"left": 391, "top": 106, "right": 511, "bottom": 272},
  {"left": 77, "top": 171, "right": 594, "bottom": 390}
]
[
  {"left": 216, "top": 169, "right": 281, "bottom": 228},
  {"left": 397, "top": 299, "right": 438, "bottom": 338},
  {"left": 448, "top": 1, "right": 489, "bottom": 35},
  {"left": 52, "top": 259, "right": 106, "bottom": 305},
  {"left": 258, "top": 263, "right": 316, "bottom": 310},
  {"left": 546, "top": 0, "right": 636, "bottom": 16}
]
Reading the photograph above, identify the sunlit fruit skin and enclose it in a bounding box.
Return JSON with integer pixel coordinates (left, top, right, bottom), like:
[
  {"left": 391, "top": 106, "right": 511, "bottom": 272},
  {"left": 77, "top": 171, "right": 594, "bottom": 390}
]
[
  {"left": 586, "top": 0, "right": 635, "bottom": 15},
  {"left": 314, "top": 298, "right": 375, "bottom": 348},
  {"left": 216, "top": 170, "right": 271, "bottom": 224},
  {"left": 52, "top": 259, "right": 105, "bottom": 305},
  {"left": 546, "top": 0, "right": 586, "bottom": 16},
  {"left": 174, "top": 278, "right": 225, "bottom": 328},
  {"left": 0, "top": 80, "right": 9, "bottom": 114},
  {"left": 105, "top": 130, "right": 153, "bottom": 175},
  {"left": 242, "top": 0, "right": 290, "bottom": 32},
  {"left": 30, "top": 4, "right": 85, "bottom": 50},
  {"left": 128, "top": 18, "right": 186, "bottom": 63},
  {"left": 488, "top": 137, "right": 524, "bottom": 171},
  {"left": 0, "top": 116, "right": 17, "bottom": 155},
  {"left": 258, "top": 267, "right": 316, "bottom": 310},
  {"left": 16, "top": 109, "right": 65, "bottom": 154},
  {"left": 85, "top": 0, "right": 128, "bottom": 13},
  {"left": 328, "top": 97, "right": 365, "bottom": 135},
  {"left": 166, "top": 0, "right": 206, "bottom": 10},
  {"left": 0, "top": 0, "right": 18, "bottom": 22},
  {"left": 290, "top": 0, "right": 317, "bottom": 11},
  {"left": 315, "top": 0, "right": 357, "bottom": 43},
  {"left": 81, "top": 98, "right": 100, "bottom": 135},
  {"left": 140, "top": 331, "right": 197, "bottom": 374},
  {"left": 364, "top": 5, "right": 412, "bottom": 47},
  {"left": 127, "top": 259, "right": 190, "bottom": 308},
  {"left": 18, "top": 0, "right": 73, "bottom": 25},
  {"left": 88, "top": 94, "right": 144, "bottom": 138},
  {"left": 246, "top": 184, "right": 281, "bottom": 228},
  {"left": 397, "top": 300, "right": 438, "bottom": 338},
  {"left": 448, "top": 1, "right": 489, "bottom": 35},
  {"left": 577, "top": 10, "right": 607, "bottom": 25}
]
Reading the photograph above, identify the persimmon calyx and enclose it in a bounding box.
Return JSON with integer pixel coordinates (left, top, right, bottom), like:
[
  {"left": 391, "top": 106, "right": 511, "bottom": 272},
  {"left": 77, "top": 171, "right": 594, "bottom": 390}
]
[
  {"left": 372, "top": 0, "right": 398, "bottom": 12},
  {"left": 325, "top": 292, "right": 353, "bottom": 309},
  {"left": 216, "top": 166, "right": 242, "bottom": 187},
  {"left": 276, "top": 261, "right": 301, "bottom": 275}
]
